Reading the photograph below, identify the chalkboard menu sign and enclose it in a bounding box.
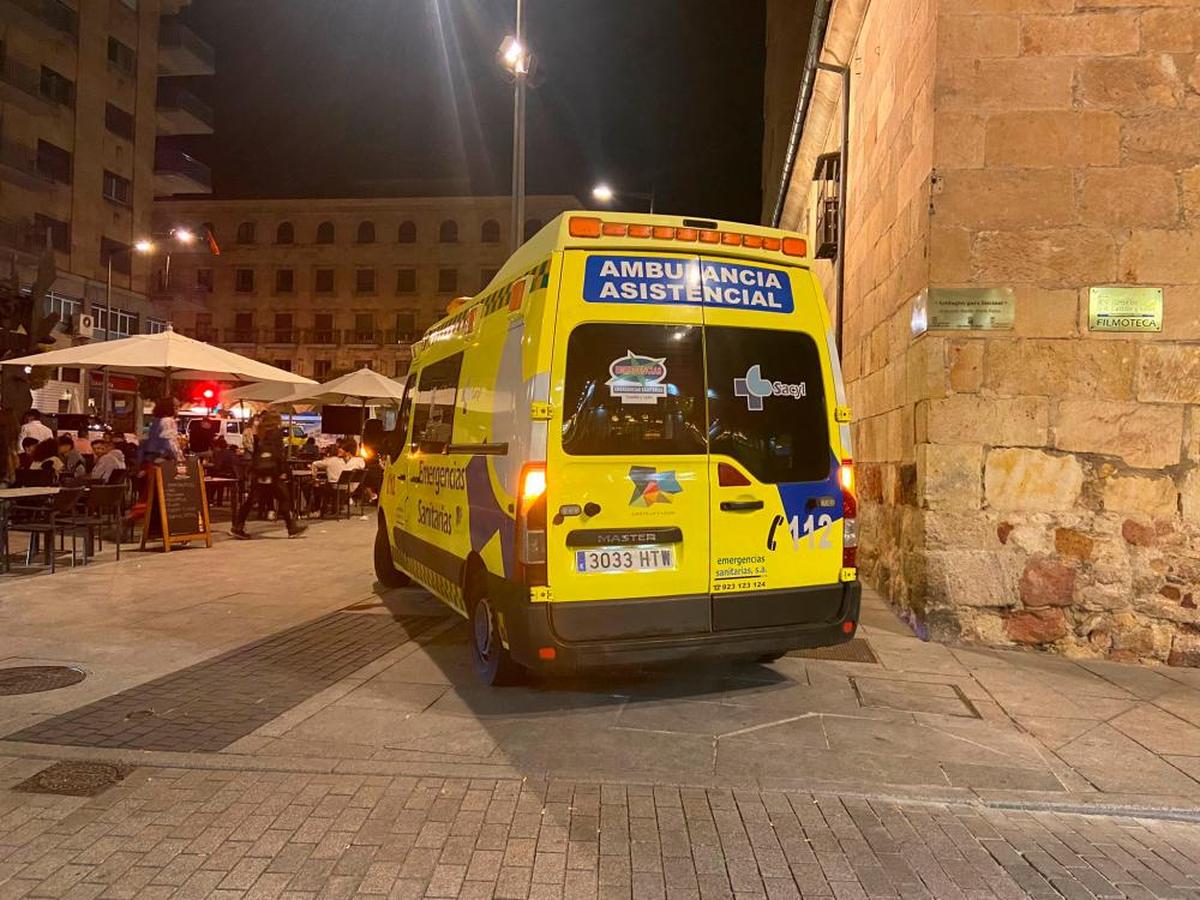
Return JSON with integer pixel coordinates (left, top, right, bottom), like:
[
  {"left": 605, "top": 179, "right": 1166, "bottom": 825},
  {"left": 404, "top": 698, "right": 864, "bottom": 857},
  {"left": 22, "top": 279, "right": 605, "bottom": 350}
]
[{"left": 140, "top": 457, "right": 212, "bottom": 552}]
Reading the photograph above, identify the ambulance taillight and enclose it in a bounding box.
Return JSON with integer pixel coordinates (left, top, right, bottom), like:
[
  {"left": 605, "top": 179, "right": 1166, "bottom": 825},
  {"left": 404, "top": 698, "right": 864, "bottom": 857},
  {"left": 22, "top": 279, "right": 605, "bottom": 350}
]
[
  {"left": 839, "top": 460, "right": 857, "bottom": 569},
  {"left": 517, "top": 462, "right": 548, "bottom": 586}
]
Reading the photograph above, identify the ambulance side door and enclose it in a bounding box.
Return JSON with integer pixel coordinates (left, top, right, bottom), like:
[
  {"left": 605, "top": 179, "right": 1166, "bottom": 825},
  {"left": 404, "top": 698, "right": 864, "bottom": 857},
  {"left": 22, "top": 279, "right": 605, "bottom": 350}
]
[{"left": 387, "top": 373, "right": 416, "bottom": 560}]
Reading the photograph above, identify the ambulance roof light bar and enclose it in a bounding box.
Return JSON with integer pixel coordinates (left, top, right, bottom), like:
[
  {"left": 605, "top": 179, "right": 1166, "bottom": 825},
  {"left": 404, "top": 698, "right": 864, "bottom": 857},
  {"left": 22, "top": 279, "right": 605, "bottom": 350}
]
[{"left": 568, "top": 215, "right": 805, "bottom": 257}]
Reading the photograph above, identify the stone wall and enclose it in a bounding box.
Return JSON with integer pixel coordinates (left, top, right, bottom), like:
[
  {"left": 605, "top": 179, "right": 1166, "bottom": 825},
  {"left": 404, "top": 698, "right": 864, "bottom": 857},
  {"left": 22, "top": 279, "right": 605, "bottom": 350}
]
[{"left": 768, "top": 0, "right": 1200, "bottom": 665}]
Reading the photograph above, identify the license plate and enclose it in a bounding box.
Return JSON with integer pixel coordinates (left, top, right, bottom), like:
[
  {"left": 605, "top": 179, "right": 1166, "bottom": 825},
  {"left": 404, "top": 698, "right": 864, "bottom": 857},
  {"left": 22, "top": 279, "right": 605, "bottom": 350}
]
[{"left": 575, "top": 546, "right": 674, "bottom": 574}]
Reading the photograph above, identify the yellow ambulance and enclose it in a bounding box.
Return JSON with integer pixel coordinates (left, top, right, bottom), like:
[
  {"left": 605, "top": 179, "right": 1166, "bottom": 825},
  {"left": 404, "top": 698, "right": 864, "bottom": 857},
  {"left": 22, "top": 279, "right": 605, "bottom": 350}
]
[{"left": 376, "top": 212, "right": 860, "bottom": 684}]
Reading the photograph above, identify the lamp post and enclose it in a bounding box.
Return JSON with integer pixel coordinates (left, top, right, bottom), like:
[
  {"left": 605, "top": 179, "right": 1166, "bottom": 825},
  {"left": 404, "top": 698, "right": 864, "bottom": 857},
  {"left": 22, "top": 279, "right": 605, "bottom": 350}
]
[
  {"left": 499, "top": 1, "right": 533, "bottom": 254},
  {"left": 100, "top": 238, "right": 153, "bottom": 421},
  {"left": 592, "top": 183, "right": 656, "bottom": 214}
]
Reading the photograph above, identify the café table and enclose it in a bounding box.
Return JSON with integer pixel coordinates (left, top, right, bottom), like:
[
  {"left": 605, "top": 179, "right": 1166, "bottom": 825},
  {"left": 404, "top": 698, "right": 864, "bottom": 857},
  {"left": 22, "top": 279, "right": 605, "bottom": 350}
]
[
  {"left": 289, "top": 469, "right": 314, "bottom": 516},
  {"left": 204, "top": 476, "right": 241, "bottom": 521},
  {"left": 0, "top": 486, "right": 65, "bottom": 571}
]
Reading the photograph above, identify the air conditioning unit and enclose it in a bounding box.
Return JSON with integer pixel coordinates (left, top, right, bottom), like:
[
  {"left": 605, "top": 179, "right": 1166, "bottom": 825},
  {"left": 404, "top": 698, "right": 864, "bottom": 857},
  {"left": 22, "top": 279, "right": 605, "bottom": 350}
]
[{"left": 74, "top": 313, "right": 95, "bottom": 339}]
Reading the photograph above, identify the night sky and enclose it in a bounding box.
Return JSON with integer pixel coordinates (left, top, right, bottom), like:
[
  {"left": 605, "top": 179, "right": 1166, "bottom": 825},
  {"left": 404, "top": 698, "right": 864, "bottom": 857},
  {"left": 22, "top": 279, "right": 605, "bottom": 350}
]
[{"left": 171, "top": 1, "right": 767, "bottom": 223}]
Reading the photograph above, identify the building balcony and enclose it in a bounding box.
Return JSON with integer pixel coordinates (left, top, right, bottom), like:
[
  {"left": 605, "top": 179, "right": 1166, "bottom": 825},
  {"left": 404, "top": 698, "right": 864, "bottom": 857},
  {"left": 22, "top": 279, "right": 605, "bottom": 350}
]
[
  {"left": 346, "top": 329, "right": 385, "bottom": 346},
  {"left": 157, "top": 19, "right": 215, "bottom": 76},
  {"left": 155, "top": 83, "right": 213, "bottom": 135},
  {"left": 264, "top": 329, "right": 297, "bottom": 346},
  {"left": 224, "top": 328, "right": 257, "bottom": 345},
  {"left": 0, "top": 139, "right": 55, "bottom": 192},
  {"left": 180, "top": 327, "right": 218, "bottom": 342},
  {"left": 0, "top": 55, "right": 56, "bottom": 116},
  {"left": 301, "top": 329, "right": 337, "bottom": 346},
  {"left": 0, "top": 0, "right": 78, "bottom": 43},
  {"left": 153, "top": 147, "right": 211, "bottom": 196}
]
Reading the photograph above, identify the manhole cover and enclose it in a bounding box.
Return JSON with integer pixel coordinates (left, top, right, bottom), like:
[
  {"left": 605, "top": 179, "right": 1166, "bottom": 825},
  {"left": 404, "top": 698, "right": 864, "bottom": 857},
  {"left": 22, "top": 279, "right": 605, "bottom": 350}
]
[
  {"left": 787, "top": 638, "right": 878, "bottom": 664},
  {"left": 0, "top": 666, "right": 86, "bottom": 696},
  {"left": 13, "top": 761, "right": 131, "bottom": 797}
]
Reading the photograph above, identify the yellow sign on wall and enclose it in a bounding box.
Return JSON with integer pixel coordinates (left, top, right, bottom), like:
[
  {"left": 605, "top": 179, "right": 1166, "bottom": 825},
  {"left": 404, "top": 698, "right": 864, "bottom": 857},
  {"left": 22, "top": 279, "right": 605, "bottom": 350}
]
[{"left": 1088, "top": 287, "right": 1162, "bottom": 333}]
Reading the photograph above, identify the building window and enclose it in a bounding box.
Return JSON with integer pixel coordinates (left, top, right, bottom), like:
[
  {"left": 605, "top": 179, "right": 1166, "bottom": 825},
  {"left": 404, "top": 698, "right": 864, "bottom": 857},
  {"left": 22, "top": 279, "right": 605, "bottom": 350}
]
[
  {"left": 273, "top": 312, "right": 293, "bottom": 343},
  {"left": 354, "top": 313, "right": 375, "bottom": 342},
  {"left": 94, "top": 305, "right": 136, "bottom": 338},
  {"left": 523, "top": 218, "right": 542, "bottom": 241},
  {"left": 480, "top": 219, "right": 500, "bottom": 243},
  {"left": 107, "top": 37, "right": 136, "bottom": 76},
  {"left": 437, "top": 268, "right": 457, "bottom": 293},
  {"left": 36, "top": 140, "right": 72, "bottom": 184},
  {"left": 145, "top": 318, "right": 168, "bottom": 334},
  {"left": 100, "top": 238, "right": 130, "bottom": 275},
  {"left": 356, "top": 221, "right": 375, "bottom": 244},
  {"left": 43, "top": 291, "right": 81, "bottom": 326},
  {"left": 314, "top": 267, "right": 334, "bottom": 293},
  {"left": 39, "top": 66, "right": 74, "bottom": 107},
  {"left": 355, "top": 268, "right": 376, "bottom": 294},
  {"left": 102, "top": 170, "right": 132, "bottom": 206},
  {"left": 313, "top": 312, "right": 334, "bottom": 343},
  {"left": 196, "top": 268, "right": 213, "bottom": 292},
  {"left": 33, "top": 214, "right": 69, "bottom": 253},
  {"left": 396, "top": 268, "right": 416, "bottom": 294},
  {"left": 275, "top": 221, "right": 294, "bottom": 244},
  {"left": 398, "top": 220, "right": 416, "bottom": 243},
  {"left": 195, "top": 313, "right": 213, "bottom": 340},
  {"left": 395, "top": 310, "right": 417, "bottom": 341},
  {"left": 480, "top": 267, "right": 499, "bottom": 290},
  {"left": 813, "top": 152, "right": 841, "bottom": 260},
  {"left": 314, "top": 359, "right": 332, "bottom": 378},
  {"left": 235, "top": 268, "right": 254, "bottom": 293},
  {"left": 233, "top": 312, "right": 254, "bottom": 341},
  {"left": 354, "top": 359, "right": 371, "bottom": 370},
  {"left": 274, "top": 359, "right": 291, "bottom": 372},
  {"left": 236, "top": 221, "right": 256, "bottom": 244},
  {"left": 315, "top": 220, "right": 334, "bottom": 243},
  {"left": 275, "top": 268, "right": 294, "bottom": 293},
  {"left": 438, "top": 220, "right": 458, "bottom": 243},
  {"left": 104, "top": 102, "right": 134, "bottom": 140}
]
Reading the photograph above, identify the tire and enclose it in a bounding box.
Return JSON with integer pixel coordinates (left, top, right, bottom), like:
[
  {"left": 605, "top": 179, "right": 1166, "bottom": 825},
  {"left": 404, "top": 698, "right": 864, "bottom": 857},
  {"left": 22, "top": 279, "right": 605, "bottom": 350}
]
[
  {"left": 374, "top": 515, "right": 410, "bottom": 588},
  {"left": 468, "top": 591, "right": 524, "bottom": 686}
]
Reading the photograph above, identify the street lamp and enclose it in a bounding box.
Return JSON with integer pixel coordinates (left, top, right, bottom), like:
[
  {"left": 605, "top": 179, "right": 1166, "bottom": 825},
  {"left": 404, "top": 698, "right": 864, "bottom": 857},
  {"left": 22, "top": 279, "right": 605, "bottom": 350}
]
[
  {"left": 498, "top": 0, "right": 533, "bottom": 254},
  {"left": 592, "top": 182, "right": 656, "bottom": 214}
]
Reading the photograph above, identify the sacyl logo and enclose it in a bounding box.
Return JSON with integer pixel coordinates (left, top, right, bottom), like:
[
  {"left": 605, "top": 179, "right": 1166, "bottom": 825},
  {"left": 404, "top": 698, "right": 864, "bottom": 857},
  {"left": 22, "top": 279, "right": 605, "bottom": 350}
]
[{"left": 732, "top": 364, "right": 806, "bottom": 411}]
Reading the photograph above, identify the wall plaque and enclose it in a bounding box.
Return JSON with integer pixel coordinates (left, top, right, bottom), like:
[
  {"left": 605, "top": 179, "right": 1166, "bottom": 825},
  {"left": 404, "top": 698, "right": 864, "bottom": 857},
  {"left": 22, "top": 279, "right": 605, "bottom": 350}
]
[
  {"left": 1088, "top": 287, "right": 1162, "bottom": 333},
  {"left": 911, "top": 287, "right": 1015, "bottom": 337}
]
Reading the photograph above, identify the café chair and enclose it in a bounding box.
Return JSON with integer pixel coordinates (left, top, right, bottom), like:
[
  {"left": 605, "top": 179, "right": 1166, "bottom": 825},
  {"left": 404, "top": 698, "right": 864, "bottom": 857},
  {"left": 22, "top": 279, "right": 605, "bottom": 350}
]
[
  {"left": 62, "top": 484, "right": 126, "bottom": 562},
  {"left": 14, "top": 468, "right": 55, "bottom": 488},
  {"left": 334, "top": 469, "right": 366, "bottom": 519},
  {"left": 7, "top": 487, "right": 85, "bottom": 573}
]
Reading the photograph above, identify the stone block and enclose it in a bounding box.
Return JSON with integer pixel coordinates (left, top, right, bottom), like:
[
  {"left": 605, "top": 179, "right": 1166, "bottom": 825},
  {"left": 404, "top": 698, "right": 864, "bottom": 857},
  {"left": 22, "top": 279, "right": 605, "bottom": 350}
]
[
  {"left": 1019, "top": 557, "right": 1077, "bottom": 608},
  {"left": 1169, "top": 631, "right": 1200, "bottom": 667},
  {"left": 1124, "top": 112, "right": 1200, "bottom": 167},
  {"left": 933, "top": 112, "right": 985, "bottom": 168},
  {"left": 972, "top": 228, "right": 1118, "bottom": 286},
  {"left": 1013, "top": 287, "right": 1079, "bottom": 338},
  {"left": 1104, "top": 474, "right": 1178, "bottom": 517},
  {"left": 1185, "top": 166, "right": 1200, "bottom": 223},
  {"left": 986, "top": 112, "right": 1121, "bottom": 167},
  {"left": 1137, "top": 344, "right": 1200, "bottom": 404},
  {"left": 1121, "top": 518, "right": 1157, "bottom": 546},
  {"left": 1081, "top": 167, "right": 1180, "bottom": 229},
  {"left": 1080, "top": 56, "right": 1182, "bottom": 111},
  {"left": 938, "top": 14, "right": 1021, "bottom": 58},
  {"left": 1022, "top": 12, "right": 1140, "bottom": 56},
  {"left": 926, "top": 549, "right": 1022, "bottom": 608},
  {"left": 947, "top": 340, "right": 983, "bottom": 393},
  {"left": 922, "top": 395, "right": 1049, "bottom": 446},
  {"left": 929, "top": 226, "right": 971, "bottom": 281},
  {"left": 1139, "top": 9, "right": 1196, "bottom": 52},
  {"left": 1004, "top": 608, "right": 1068, "bottom": 645},
  {"left": 982, "top": 339, "right": 1135, "bottom": 401},
  {"left": 985, "top": 448, "right": 1084, "bottom": 511},
  {"left": 1120, "top": 229, "right": 1200, "bottom": 285},
  {"left": 906, "top": 335, "right": 948, "bottom": 402},
  {"left": 918, "top": 443, "right": 982, "bottom": 510},
  {"left": 1110, "top": 611, "right": 1174, "bottom": 661},
  {"left": 940, "top": 0, "right": 1071, "bottom": 12},
  {"left": 1054, "top": 400, "right": 1183, "bottom": 468},
  {"left": 1182, "top": 470, "right": 1200, "bottom": 523},
  {"left": 935, "top": 168, "right": 1077, "bottom": 229},
  {"left": 925, "top": 510, "right": 1003, "bottom": 550},
  {"left": 1055, "top": 527, "right": 1095, "bottom": 561},
  {"left": 936, "top": 57, "right": 1076, "bottom": 110}
]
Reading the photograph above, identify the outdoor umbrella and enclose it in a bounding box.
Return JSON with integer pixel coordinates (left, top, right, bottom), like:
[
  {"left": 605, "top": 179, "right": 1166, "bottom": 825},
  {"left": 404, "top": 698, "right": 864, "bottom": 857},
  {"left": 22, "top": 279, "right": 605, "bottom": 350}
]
[
  {"left": 0, "top": 329, "right": 315, "bottom": 386},
  {"left": 223, "top": 380, "right": 307, "bottom": 404},
  {"left": 273, "top": 366, "right": 407, "bottom": 435}
]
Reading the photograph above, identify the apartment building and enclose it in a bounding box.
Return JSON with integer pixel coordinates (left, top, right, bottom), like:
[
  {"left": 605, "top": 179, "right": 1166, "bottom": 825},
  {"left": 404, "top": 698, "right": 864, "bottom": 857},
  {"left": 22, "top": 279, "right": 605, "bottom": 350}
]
[
  {"left": 0, "top": 0, "right": 213, "bottom": 413},
  {"left": 151, "top": 195, "right": 578, "bottom": 379}
]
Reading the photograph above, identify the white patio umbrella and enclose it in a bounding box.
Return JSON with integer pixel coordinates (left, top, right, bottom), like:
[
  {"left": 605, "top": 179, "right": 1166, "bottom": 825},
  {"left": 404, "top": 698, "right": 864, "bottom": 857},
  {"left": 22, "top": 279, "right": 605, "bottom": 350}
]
[
  {"left": 223, "top": 380, "right": 307, "bottom": 404},
  {"left": 273, "top": 366, "right": 406, "bottom": 407},
  {"left": 0, "top": 329, "right": 315, "bottom": 386}
]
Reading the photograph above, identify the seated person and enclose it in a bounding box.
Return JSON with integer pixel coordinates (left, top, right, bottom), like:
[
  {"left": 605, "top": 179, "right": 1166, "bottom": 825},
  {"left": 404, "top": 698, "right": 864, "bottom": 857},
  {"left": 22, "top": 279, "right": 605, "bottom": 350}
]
[
  {"left": 206, "top": 436, "right": 239, "bottom": 505},
  {"left": 90, "top": 438, "right": 128, "bottom": 483},
  {"left": 31, "top": 437, "right": 63, "bottom": 475},
  {"left": 57, "top": 434, "right": 86, "bottom": 479},
  {"left": 310, "top": 438, "right": 365, "bottom": 516},
  {"left": 18, "top": 437, "right": 38, "bottom": 469}
]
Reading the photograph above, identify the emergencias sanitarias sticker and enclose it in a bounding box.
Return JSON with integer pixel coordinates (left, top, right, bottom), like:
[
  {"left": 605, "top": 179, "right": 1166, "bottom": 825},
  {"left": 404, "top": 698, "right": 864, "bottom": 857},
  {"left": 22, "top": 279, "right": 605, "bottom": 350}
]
[{"left": 606, "top": 351, "right": 668, "bottom": 404}]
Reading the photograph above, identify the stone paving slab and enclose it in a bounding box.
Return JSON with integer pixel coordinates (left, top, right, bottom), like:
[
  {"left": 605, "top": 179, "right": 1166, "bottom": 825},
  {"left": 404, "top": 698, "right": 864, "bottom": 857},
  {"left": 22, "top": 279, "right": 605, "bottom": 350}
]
[{"left": 2, "top": 763, "right": 1200, "bottom": 900}]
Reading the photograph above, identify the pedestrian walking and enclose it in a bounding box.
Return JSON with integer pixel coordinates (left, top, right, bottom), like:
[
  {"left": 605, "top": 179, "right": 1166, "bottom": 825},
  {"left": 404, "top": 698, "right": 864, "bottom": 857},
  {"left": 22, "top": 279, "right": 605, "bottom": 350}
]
[{"left": 230, "top": 410, "right": 306, "bottom": 540}]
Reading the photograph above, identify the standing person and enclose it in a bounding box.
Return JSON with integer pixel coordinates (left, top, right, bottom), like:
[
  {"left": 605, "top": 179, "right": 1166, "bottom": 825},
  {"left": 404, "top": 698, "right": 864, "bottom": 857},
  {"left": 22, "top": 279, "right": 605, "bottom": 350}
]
[
  {"left": 143, "top": 397, "right": 183, "bottom": 462},
  {"left": 231, "top": 410, "right": 306, "bottom": 539},
  {"left": 18, "top": 411, "right": 53, "bottom": 445},
  {"left": 57, "top": 434, "right": 86, "bottom": 479}
]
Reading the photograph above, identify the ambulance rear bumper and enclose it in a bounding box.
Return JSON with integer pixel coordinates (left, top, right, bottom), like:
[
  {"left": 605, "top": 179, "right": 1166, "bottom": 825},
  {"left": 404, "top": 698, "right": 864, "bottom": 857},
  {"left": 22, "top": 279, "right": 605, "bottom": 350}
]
[{"left": 501, "top": 581, "right": 861, "bottom": 671}]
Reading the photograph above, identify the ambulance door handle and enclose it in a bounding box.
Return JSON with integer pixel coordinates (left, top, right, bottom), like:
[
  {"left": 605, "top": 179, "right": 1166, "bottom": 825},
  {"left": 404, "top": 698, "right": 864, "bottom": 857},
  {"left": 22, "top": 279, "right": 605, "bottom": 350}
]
[{"left": 721, "top": 500, "right": 764, "bottom": 512}]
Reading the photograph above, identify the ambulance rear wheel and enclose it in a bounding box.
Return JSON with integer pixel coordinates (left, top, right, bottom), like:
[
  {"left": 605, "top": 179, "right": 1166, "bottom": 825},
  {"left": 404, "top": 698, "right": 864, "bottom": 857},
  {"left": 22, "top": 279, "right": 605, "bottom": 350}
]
[
  {"left": 374, "top": 516, "right": 410, "bottom": 588},
  {"left": 469, "top": 593, "right": 524, "bottom": 686}
]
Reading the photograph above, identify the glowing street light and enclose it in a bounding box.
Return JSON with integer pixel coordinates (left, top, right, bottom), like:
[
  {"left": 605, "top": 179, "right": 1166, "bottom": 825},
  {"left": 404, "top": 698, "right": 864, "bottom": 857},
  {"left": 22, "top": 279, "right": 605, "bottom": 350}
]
[
  {"left": 498, "top": 0, "right": 533, "bottom": 253},
  {"left": 499, "top": 36, "right": 530, "bottom": 76},
  {"left": 133, "top": 239, "right": 155, "bottom": 254},
  {"left": 591, "top": 183, "right": 656, "bottom": 214},
  {"left": 172, "top": 227, "right": 196, "bottom": 245},
  {"left": 591, "top": 183, "right": 614, "bottom": 204}
]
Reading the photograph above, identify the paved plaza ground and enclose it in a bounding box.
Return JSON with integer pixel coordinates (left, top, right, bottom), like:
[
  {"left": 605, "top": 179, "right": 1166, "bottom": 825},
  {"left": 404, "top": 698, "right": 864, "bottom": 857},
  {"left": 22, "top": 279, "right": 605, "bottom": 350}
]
[{"left": 2, "top": 519, "right": 1200, "bottom": 897}]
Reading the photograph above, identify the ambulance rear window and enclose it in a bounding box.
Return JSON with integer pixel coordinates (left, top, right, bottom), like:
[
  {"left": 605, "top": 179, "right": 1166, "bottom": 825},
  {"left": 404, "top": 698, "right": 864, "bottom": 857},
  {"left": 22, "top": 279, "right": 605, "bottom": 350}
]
[
  {"left": 706, "top": 326, "right": 830, "bottom": 484},
  {"left": 562, "top": 324, "right": 707, "bottom": 456}
]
